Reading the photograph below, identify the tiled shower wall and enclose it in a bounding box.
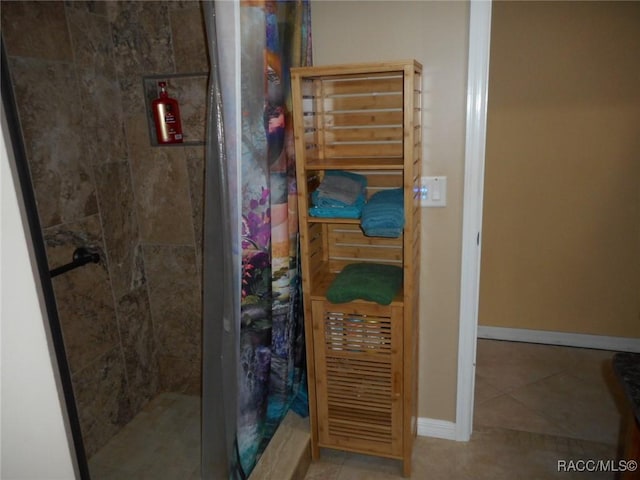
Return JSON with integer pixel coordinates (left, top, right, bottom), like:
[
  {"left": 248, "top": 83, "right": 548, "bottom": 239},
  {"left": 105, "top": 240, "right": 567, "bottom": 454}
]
[{"left": 1, "top": 1, "right": 208, "bottom": 456}]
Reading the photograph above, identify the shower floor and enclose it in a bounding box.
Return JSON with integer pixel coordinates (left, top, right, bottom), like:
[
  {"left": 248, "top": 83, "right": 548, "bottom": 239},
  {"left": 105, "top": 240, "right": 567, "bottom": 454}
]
[{"left": 88, "top": 393, "right": 201, "bottom": 480}]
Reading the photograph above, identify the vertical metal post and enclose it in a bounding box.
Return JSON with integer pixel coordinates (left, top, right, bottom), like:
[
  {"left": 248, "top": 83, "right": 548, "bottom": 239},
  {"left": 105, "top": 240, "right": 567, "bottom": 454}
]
[{"left": 201, "top": 2, "right": 238, "bottom": 478}]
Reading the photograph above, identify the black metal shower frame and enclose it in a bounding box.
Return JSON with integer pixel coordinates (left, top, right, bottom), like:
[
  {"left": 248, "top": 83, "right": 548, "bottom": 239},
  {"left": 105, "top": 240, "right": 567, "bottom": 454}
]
[{"left": 1, "top": 38, "right": 91, "bottom": 479}]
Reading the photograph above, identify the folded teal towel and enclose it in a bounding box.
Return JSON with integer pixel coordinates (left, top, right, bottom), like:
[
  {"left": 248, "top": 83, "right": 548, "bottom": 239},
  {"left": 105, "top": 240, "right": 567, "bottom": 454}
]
[
  {"left": 310, "top": 171, "right": 366, "bottom": 218},
  {"left": 313, "top": 170, "right": 367, "bottom": 208},
  {"left": 309, "top": 203, "right": 363, "bottom": 219},
  {"left": 360, "top": 188, "right": 404, "bottom": 238},
  {"left": 326, "top": 263, "right": 403, "bottom": 305}
]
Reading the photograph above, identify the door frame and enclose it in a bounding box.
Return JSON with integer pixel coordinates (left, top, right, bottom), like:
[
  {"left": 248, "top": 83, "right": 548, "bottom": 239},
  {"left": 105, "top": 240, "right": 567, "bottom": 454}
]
[{"left": 455, "top": 0, "right": 492, "bottom": 441}]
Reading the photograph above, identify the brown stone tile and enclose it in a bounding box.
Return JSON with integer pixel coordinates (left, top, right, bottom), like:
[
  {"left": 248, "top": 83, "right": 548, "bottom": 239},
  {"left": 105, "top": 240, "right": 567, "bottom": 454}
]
[
  {"left": 116, "top": 286, "right": 160, "bottom": 413},
  {"left": 108, "top": 2, "right": 176, "bottom": 116},
  {"left": 127, "top": 114, "right": 195, "bottom": 245},
  {"left": 169, "top": 5, "right": 209, "bottom": 73},
  {"left": 167, "top": 75, "right": 208, "bottom": 144},
  {"left": 166, "top": 0, "right": 202, "bottom": 10},
  {"left": 67, "top": 5, "right": 129, "bottom": 165},
  {"left": 93, "top": 160, "right": 144, "bottom": 299},
  {"left": 45, "top": 214, "right": 118, "bottom": 374},
  {"left": 9, "top": 57, "right": 98, "bottom": 227},
  {"left": 77, "top": 66, "right": 128, "bottom": 164},
  {"left": 126, "top": 111, "right": 155, "bottom": 152},
  {"left": 157, "top": 353, "right": 202, "bottom": 395},
  {"left": 86, "top": 461, "right": 126, "bottom": 480},
  {"left": 73, "top": 346, "right": 131, "bottom": 457},
  {"left": 143, "top": 245, "right": 201, "bottom": 391},
  {"left": 64, "top": 1, "right": 108, "bottom": 16},
  {"left": 66, "top": 6, "right": 112, "bottom": 69},
  {"left": 185, "top": 146, "right": 205, "bottom": 273},
  {"left": 1, "top": 1, "right": 73, "bottom": 61}
]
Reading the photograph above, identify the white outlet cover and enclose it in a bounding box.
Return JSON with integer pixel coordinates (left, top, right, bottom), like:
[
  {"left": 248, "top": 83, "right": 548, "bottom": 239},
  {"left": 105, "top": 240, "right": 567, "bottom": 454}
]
[{"left": 420, "top": 176, "right": 447, "bottom": 207}]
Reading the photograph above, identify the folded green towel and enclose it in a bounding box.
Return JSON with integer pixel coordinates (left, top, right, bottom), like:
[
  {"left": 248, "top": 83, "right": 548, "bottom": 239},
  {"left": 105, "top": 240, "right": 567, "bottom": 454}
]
[{"left": 326, "top": 263, "right": 403, "bottom": 305}]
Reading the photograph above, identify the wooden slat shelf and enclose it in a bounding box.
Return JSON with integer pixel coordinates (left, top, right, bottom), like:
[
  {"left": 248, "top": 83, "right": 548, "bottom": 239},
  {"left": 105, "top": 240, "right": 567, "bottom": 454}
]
[
  {"left": 291, "top": 60, "right": 422, "bottom": 477},
  {"left": 303, "top": 158, "right": 405, "bottom": 171},
  {"left": 290, "top": 59, "right": 421, "bottom": 78},
  {"left": 307, "top": 217, "right": 360, "bottom": 225},
  {"left": 308, "top": 267, "right": 404, "bottom": 306}
]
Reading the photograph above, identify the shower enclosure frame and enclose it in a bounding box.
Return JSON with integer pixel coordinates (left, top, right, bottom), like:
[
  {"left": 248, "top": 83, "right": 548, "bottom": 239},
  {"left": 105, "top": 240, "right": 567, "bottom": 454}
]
[
  {"left": 1, "top": 38, "right": 90, "bottom": 479},
  {"left": 2, "top": 8, "right": 232, "bottom": 475}
]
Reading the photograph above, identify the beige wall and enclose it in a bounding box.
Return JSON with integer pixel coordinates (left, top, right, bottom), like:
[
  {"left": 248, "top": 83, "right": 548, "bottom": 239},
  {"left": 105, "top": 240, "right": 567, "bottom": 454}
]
[
  {"left": 480, "top": 2, "right": 640, "bottom": 338},
  {"left": 311, "top": 1, "right": 470, "bottom": 422},
  {"left": 2, "top": 106, "right": 77, "bottom": 480}
]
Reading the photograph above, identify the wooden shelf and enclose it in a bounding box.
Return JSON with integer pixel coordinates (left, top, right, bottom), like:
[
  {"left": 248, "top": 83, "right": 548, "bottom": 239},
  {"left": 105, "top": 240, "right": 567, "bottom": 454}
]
[
  {"left": 309, "top": 266, "right": 404, "bottom": 306},
  {"left": 307, "top": 217, "right": 360, "bottom": 225},
  {"left": 304, "top": 157, "right": 405, "bottom": 171},
  {"left": 291, "top": 60, "right": 422, "bottom": 477},
  {"left": 290, "top": 59, "right": 421, "bottom": 78}
]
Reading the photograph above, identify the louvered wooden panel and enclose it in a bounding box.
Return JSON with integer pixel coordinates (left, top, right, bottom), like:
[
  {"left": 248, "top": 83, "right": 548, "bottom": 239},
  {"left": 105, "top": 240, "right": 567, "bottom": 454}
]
[
  {"left": 324, "top": 93, "right": 402, "bottom": 112},
  {"left": 323, "top": 311, "right": 393, "bottom": 356},
  {"left": 324, "top": 126, "right": 403, "bottom": 143},
  {"left": 308, "top": 222, "right": 325, "bottom": 279},
  {"left": 312, "top": 301, "right": 403, "bottom": 457},
  {"left": 307, "top": 73, "right": 405, "bottom": 161},
  {"left": 326, "top": 224, "right": 403, "bottom": 273},
  {"left": 324, "top": 142, "right": 402, "bottom": 159},
  {"left": 323, "top": 110, "right": 403, "bottom": 128},
  {"left": 326, "top": 356, "right": 393, "bottom": 443},
  {"left": 364, "top": 170, "right": 403, "bottom": 190},
  {"left": 321, "top": 75, "right": 403, "bottom": 95}
]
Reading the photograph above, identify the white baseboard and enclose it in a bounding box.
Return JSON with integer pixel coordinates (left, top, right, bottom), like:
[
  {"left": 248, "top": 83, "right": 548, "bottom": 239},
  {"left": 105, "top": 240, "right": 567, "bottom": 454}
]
[
  {"left": 417, "top": 417, "right": 457, "bottom": 441},
  {"left": 477, "top": 326, "right": 640, "bottom": 353}
]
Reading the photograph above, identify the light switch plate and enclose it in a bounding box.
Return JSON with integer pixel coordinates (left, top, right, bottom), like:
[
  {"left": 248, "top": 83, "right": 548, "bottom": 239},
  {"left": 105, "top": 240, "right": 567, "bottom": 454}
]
[{"left": 420, "top": 176, "right": 447, "bottom": 207}]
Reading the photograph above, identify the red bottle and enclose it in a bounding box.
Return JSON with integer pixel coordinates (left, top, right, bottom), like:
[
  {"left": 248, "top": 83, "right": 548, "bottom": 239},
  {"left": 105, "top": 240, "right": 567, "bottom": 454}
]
[{"left": 152, "top": 81, "right": 183, "bottom": 144}]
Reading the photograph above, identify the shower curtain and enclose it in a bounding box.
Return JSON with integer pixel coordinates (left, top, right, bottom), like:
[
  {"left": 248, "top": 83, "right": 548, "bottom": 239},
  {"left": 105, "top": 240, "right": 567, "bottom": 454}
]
[{"left": 203, "top": 1, "right": 312, "bottom": 478}]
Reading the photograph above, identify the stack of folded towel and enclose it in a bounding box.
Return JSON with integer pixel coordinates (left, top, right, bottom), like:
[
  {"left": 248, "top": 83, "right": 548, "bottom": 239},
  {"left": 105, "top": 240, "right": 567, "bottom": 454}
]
[
  {"left": 326, "top": 262, "right": 403, "bottom": 305},
  {"left": 309, "top": 170, "right": 367, "bottom": 219},
  {"left": 360, "top": 188, "right": 404, "bottom": 238}
]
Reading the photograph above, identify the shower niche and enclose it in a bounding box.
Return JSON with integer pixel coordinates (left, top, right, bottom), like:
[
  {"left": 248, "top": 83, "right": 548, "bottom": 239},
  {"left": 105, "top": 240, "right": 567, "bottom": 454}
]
[{"left": 143, "top": 73, "right": 208, "bottom": 147}]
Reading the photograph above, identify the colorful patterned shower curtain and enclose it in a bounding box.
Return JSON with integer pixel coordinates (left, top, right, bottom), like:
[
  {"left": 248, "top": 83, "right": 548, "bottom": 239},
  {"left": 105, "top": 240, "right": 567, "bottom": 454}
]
[{"left": 231, "top": 1, "right": 312, "bottom": 477}]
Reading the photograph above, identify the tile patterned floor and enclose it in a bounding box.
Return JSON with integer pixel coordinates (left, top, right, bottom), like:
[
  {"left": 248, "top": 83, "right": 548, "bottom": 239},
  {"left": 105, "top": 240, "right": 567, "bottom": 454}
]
[
  {"left": 87, "top": 340, "right": 627, "bottom": 479},
  {"left": 474, "top": 339, "right": 624, "bottom": 446},
  {"left": 304, "top": 339, "right": 627, "bottom": 479}
]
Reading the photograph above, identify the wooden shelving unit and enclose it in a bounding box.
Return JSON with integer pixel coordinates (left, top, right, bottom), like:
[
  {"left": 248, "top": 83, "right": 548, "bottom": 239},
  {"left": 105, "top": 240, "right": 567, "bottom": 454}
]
[{"left": 291, "top": 60, "right": 422, "bottom": 476}]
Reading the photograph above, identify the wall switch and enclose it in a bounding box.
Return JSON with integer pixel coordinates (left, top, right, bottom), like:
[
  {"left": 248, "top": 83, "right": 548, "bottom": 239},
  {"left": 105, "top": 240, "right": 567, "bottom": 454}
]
[{"left": 420, "top": 176, "right": 447, "bottom": 207}]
